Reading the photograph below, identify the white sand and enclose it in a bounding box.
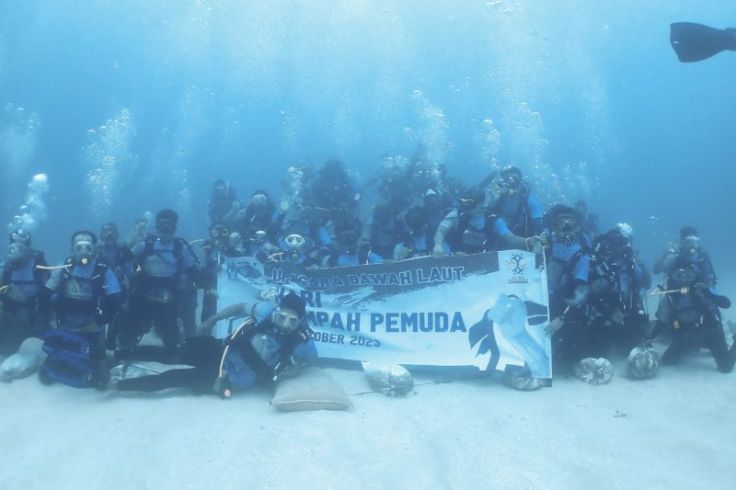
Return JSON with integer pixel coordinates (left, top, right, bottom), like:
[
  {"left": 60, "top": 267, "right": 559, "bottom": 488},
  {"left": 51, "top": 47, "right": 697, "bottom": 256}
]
[{"left": 1, "top": 351, "right": 734, "bottom": 490}]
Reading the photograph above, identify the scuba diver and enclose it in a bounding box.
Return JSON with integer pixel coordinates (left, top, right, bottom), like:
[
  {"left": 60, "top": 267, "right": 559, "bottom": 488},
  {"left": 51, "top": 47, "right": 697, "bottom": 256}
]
[
  {"left": 322, "top": 216, "right": 383, "bottom": 267},
  {"left": 586, "top": 226, "right": 650, "bottom": 357},
  {"left": 111, "top": 292, "right": 317, "bottom": 396},
  {"left": 486, "top": 166, "right": 544, "bottom": 237},
  {"left": 653, "top": 262, "right": 734, "bottom": 373},
  {"left": 541, "top": 205, "right": 594, "bottom": 375},
  {"left": 670, "top": 22, "right": 736, "bottom": 63},
  {"left": 432, "top": 188, "right": 491, "bottom": 256},
  {"left": 196, "top": 222, "right": 235, "bottom": 323},
  {"left": 302, "top": 159, "right": 359, "bottom": 216},
  {"left": 41, "top": 230, "right": 121, "bottom": 388},
  {"left": 97, "top": 223, "right": 134, "bottom": 294},
  {"left": 116, "top": 209, "right": 200, "bottom": 352},
  {"left": 394, "top": 204, "right": 447, "bottom": 260},
  {"left": 0, "top": 232, "right": 49, "bottom": 364},
  {"left": 208, "top": 179, "right": 238, "bottom": 227},
  {"left": 367, "top": 202, "right": 403, "bottom": 260},
  {"left": 654, "top": 227, "right": 716, "bottom": 288},
  {"left": 273, "top": 220, "right": 322, "bottom": 268},
  {"left": 481, "top": 166, "right": 546, "bottom": 252},
  {"left": 225, "top": 190, "right": 283, "bottom": 243}
]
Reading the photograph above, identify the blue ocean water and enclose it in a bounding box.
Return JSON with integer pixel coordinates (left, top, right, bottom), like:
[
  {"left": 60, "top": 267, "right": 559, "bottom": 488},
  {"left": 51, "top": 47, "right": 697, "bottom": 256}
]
[{"left": 0, "top": 0, "right": 734, "bottom": 275}]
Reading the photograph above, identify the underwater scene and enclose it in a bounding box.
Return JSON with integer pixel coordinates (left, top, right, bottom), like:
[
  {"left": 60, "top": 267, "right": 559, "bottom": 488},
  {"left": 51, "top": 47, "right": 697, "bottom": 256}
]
[{"left": 1, "top": 2, "right": 735, "bottom": 489}]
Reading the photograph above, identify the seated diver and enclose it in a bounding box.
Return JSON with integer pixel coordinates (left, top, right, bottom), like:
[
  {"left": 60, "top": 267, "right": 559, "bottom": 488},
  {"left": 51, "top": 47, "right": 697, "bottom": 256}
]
[
  {"left": 111, "top": 292, "right": 317, "bottom": 395},
  {"left": 586, "top": 227, "right": 649, "bottom": 357},
  {"left": 653, "top": 262, "right": 735, "bottom": 373}
]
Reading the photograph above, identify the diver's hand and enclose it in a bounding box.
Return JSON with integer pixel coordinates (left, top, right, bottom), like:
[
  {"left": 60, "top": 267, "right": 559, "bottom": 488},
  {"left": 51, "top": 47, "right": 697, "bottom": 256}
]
[
  {"left": 490, "top": 180, "right": 504, "bottom": 200},
  {"left": 525, "top": 235, "right": 546, "bottom": 254},
  {"left": 545, "top": 317, "right": 565, "bottom": 336},
  {"left": 394, "top": 244, "right": 412, "bottom": 261},
  {"left": 567, "top": 285, "right": 589, "bottom": 306}
]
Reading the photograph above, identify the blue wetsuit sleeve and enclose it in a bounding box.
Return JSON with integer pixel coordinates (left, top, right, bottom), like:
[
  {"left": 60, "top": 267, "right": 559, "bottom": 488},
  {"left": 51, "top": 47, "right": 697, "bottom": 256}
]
[
  {"left": 527, "top": 195, "right": 544, "bottom": 234},
  {"left": 494, "top": 217, "right": 511, "bottom": 237},
  {"left": 104, "top": 268, "right": 122, "bottom": 295},
  {"left": 574, "top": 254, "right": 590, "bottom": 284},
  {"left": 251, "top": 302, "right": 274, "bottom": 323},
  {"left": 319, "top": 226, "right": 333, "bottom": 248},
  {"left": 368, "top": 252, "right": 384, "bottom": 264}
]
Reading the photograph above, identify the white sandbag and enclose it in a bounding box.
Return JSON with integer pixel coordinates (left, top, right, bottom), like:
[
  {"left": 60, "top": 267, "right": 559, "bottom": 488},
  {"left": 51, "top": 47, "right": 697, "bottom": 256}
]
[
  {"left": 627, "top": 346, "right": 660, "bottom": 380},
  {"left": 0, "top": 337, "right": 45, "bottom": 381},
  {"left": 573, "top": 357, "right": 614, "bottom": 385},
  {"left": 271, "top": 368, "right": 352, "bottom": 412},
  {"left": 362, "top": 362, "right": 414, "bottom": 396}
]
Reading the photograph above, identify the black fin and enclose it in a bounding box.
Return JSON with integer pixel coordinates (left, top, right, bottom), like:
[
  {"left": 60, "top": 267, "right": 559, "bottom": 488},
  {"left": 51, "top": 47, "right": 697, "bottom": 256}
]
[{"left": 670, "top": 22, "right": 736, "bottom": 63}]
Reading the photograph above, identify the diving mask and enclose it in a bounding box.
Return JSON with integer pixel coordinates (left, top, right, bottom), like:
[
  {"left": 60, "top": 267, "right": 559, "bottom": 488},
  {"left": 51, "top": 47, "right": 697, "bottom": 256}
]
[
  {"left": 285, "top": 234, "right": 306, "bottom": 251},
  {"left": 272, "top": 307, "right": 302, "bottom": 334},
  {"left": 682, "top": 235, "right": 701, "bottom": 255},
  {"left": 250, "top": 193, "right": 268, "bottom": 208},
  {"left": 8, "top": 242, "right": 30, "bottom": 263},
  {"left": 209, "top": 224, "right": 230, "bottom": 239},
  {"left": 555, "top": 214, "right": 579, "bottom": 234},
  {"left": 73, "top": 239, "right": 95, "bottom": 265},
  {"left": 252, "top": 230, "right": 267, "bottom": 244}
]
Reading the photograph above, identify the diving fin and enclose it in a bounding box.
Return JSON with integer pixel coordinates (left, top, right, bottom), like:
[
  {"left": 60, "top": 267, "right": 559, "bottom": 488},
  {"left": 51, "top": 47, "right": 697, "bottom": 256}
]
[{"left": 670, "top": 22, "right": 736, "bottom": 63}]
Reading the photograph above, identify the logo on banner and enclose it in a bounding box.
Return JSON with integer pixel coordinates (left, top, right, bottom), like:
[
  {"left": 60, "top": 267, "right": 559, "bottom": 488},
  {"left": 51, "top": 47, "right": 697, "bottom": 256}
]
[{"left": 507, "top": 253, "right": 528, "bottom": 283}]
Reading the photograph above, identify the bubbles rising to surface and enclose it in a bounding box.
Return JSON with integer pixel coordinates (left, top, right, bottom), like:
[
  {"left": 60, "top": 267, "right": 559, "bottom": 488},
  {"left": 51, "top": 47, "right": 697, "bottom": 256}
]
[
  {"left": 410, "top": 89, "right": 450, "bottom": 172},
  {"left": 7, "top": 173, "right": 50, "bottom": 235},
  {"left": 82, "top": 108, "right": 138, "bottom": 219}
]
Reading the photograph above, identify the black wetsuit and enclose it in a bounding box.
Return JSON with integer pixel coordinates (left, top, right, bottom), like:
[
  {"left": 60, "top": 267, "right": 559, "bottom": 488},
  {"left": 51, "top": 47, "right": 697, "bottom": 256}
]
[
  {"left": 656, "top": 287, "right": 735, "bottom": 373},
  {"left": 116, "top": 336, "right": 223, "bottom": 393}
]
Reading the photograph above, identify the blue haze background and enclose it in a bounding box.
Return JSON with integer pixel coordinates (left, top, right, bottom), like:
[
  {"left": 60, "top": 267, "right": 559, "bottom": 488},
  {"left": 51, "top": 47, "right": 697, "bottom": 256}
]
[{"left": 0, "top": 1, "right": 734, "bottom": 276}]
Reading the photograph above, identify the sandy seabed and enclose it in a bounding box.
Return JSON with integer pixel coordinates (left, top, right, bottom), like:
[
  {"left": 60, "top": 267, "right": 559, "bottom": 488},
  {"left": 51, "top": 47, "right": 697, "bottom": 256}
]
[
  {"left": 1, "top": 349, "right": 734, "bottom": 490},
  {"left": 2, "top": 275, "right": 733, "bottom": 490}
]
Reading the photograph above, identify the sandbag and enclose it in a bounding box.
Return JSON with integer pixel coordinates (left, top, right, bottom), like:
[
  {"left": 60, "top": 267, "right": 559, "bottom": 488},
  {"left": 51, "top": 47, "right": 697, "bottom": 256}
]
[
  {"left": 501, "top": 364, "right": 544, "bottom": 391},
  {"left": 362, "top": 362, "right": 413, "bottom": 396},
  {"left": 0, "top": 337, "right": 45, "bottom": 381},
  {"left": 573, "top": 357, "right": 614, "bottom": 385},
  {"left": 627, "top": 346, "right": 660, "bottom": 380},
  {"left": 271, "top": 368, "right": 352, "bottom": 412}
]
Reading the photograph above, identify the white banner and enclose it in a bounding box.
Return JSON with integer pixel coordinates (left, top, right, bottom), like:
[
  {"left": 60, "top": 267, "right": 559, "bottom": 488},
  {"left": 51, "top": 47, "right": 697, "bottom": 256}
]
[{"left": 216, "top": 250, "right": 552, "bottom": 378}]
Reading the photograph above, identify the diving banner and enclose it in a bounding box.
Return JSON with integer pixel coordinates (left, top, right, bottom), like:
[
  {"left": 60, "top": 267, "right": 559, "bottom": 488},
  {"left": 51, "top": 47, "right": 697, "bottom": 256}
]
[{"left": 216, "top": 250, "right": 552, "bottom": 378}]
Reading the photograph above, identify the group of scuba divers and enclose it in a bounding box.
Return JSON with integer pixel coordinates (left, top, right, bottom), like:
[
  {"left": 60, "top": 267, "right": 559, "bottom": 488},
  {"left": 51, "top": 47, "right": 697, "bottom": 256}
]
[{"left": 0, "top": 158, "right": 733, "bottom": 396}]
